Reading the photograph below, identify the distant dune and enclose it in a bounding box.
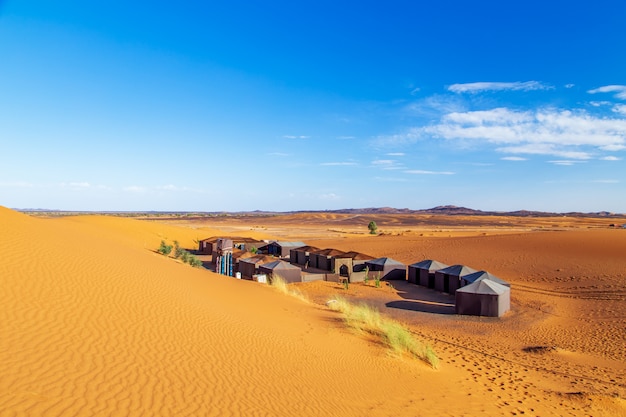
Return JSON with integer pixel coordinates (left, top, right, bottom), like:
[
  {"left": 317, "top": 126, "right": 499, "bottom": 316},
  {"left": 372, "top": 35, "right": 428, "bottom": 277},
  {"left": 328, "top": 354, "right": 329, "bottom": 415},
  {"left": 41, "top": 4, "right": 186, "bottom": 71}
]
[{"left": 2, "top": 206, "right": 625, "bottom": 416}]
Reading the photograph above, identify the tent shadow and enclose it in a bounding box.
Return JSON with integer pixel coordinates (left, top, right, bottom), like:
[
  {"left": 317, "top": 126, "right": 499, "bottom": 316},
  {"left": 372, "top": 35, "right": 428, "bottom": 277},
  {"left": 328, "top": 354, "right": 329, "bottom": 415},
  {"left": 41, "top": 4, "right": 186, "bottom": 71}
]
[{"left": 385, "top": 300, "right": 455, "bottom": 315}]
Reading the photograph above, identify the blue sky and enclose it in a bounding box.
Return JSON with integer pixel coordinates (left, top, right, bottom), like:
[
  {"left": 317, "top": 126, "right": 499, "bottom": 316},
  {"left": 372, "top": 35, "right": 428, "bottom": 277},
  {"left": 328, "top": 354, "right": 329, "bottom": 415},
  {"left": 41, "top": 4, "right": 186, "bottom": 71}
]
[{"left": 1, "top": 1, "right": 625, "bottom": 212}]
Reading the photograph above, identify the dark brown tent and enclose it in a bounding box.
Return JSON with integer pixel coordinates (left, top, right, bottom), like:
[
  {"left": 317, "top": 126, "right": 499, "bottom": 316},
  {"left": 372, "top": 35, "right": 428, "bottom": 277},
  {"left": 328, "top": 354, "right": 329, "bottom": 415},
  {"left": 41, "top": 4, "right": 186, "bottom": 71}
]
[
  {"left": 364, "top": 257, "right": 406, "bottom": 281},
  {"left": 238, "top": 255, "right": 276, "bottom": 279},
  {"left": 408, "top": 259, "right": 449, "bottom": 288},
  {"left": 258, "top": 260, "right": 303, "bottom": 284},
  {"left": 434, "top": 264, "right": 477, "bottom": 294},
  {"left": 455, "top": 279, "right": 511, "bottom": 317},
  {"left": 262, "top": 241, "right": 306, "bottom": 258},
  {"left": 289, "top": 245, "right": 320, "bottom": 266},
  {"left": 310, "top": 248, "right": 347, "bottom": 271}
]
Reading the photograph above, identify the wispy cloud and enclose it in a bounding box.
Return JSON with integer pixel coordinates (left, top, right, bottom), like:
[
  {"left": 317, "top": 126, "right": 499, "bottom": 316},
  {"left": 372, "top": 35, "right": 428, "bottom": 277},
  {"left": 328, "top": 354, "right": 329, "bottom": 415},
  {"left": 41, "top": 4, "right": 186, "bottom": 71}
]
[
  {"left": 448, "top": 81, "right": 552, "bottom": 94},
  {"left": 386, "top": 152, "right": 405, "bottom": 156},
  {"left": 588, "top": 85, "right": 626, "bottom": 100},
  {"left": 320, "top": 162, "right": 357, "bottom": 166},
  {"left": 501, "top": 156, "right": 527, "bottom": 161},
  {"left": 405, "top": 170, "right": 454, "bottom": 175},
  {"left": 590, "top": 179, "right": 619, "bottom": 184},
  {"left": 337, "top": 136, "right": 355, "bottom": 140},
  {"left": 371, "top": 159, "right": 404, "bottom": 170},
  {"left": 422, "top": 107, "right": 626, "bottom": 158},
  {"left": 319, "top": 193, "right": 340, "bottom": 200},
  {"left": 601, "top": 156, "right": 621, "bottom": 161},
  {"left": 268, "top": 152, "right": 289, "bottom": 156},
  {"left": 613, "top": 104, "right": 626, "bottom": 115},
  {"left": 374, "top": 176, "right": 408, "bottom": 182},
  {"left": 565, "top": 84, "right": 575, "bottom": 89},
  {"left": 548, "top": 160, "right": 587, "bottom": 166},
  {"left": 410, "top": 87, "right": 421, "bottom": 95},
  {"left": 123, "top": 186, "right": 147, "bottom": 193},
  {"left": 283, "top": 135, "right": 310, "bottom": 139}
]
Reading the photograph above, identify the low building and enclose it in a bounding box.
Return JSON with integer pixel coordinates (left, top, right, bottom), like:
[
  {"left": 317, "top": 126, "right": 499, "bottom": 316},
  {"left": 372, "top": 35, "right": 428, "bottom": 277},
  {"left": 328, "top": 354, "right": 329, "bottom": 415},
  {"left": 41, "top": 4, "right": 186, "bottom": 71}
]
[
  {"left": 434, "top": 264, "right": 477, "bottom": 294},
  {"left": 258, "top": 260, "right": 303, "bottom": 284},
  {"left": 408, "top": 259, "right": 449, "bottom": 288},
  {"left": 261, "top": 241, "right": 306, "bottom": 258},
  {"left": 331, "top": 251, "right": 375, "bottom": 282},
  {"left": 364, "top": 257, "right": 407, "bottom": 281},
  {"left": 456, "top": 279, "right": 511, "bottom": 317},
  {"left": 310, "top": 248, "right": 347, "bottom": 271},
  {"left": 238, "top": 255, "right": 276, "bottom": 279},
  {"left": 290, "top": 245, "right": 320, "bottom": 266},
  {"left": 460, "top": 271, "right": 510, "bottom": 288}
]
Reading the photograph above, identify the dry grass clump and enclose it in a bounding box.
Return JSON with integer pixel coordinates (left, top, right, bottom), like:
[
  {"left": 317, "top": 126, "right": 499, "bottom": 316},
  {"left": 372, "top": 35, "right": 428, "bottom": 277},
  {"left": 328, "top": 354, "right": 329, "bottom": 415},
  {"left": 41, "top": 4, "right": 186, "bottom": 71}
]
[
  {"left": 269, "top": 274, "right": 308, "bottom": 303},
  {"left": 327, "top": 297, "right": 439, "bottom": 368}
]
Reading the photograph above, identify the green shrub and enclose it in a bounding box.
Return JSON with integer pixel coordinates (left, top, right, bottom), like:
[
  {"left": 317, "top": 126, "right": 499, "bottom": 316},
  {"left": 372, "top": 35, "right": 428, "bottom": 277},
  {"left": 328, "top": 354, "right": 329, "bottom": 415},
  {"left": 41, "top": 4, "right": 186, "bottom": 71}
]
[
  {"left": 173, "top": 240, "right": 184, "bottom": 259},
  {"left": 157, "top": 240, "right": 173, "bottom": 256},
  {"left": 188, "top": 254, "right": 203, "bottom": 268}
]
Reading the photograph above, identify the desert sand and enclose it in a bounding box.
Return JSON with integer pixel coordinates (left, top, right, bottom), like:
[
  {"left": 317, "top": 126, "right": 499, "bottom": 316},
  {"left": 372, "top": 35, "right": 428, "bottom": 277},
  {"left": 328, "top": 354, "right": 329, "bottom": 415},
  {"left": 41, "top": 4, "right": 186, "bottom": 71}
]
[{"left": 2, "top": 207, "right": 626, "bottom": 416}]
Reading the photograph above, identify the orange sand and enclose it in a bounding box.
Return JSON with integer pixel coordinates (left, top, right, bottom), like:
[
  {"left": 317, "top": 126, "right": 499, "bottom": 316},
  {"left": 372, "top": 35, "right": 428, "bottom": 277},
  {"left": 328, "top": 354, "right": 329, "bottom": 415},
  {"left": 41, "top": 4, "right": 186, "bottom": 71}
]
[{"left": 2, "top": 207, "right": 625, "bottom": 416}]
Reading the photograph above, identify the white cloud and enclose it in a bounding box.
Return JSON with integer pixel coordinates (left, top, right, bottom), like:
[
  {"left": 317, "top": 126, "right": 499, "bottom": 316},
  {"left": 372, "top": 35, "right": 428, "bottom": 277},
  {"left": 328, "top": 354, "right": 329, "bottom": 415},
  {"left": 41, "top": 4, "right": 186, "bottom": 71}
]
[
  {"left": 405, "top": 170, "right": 454, "bottom": 175},
  {"left": 283, "top": 135, "right": 310, "bottom": 139},
  {"left": 448, "top": 81, "right": 552, "bottom": 94},
  {"left": 601, "top": 156, "right": 621, "bottom": 161},
  {"left": 590, "top": 101, "right": 612, "bottom": 107},
  {"left": 590, "top": 179, "right": 619, "bottom": 183},
  {"left": 613, "top": 104, "right": 626, "bottom": 115},
  {"left": 588, "top": 85, "right": 626, "bottom": 100},
  {"left": 337, "top": 136, "right": 355, "bottom": 140},
  {"left": 423, "top": 107, "right": 626, "bottom": 159},
  {"left": 501, "top": 156, "right": 527, "bottom": 161},
  {"left": 410, "top": 87, "right": 421, "bottom": 95},
  {"left": 548, "top": 160, "right": 587, "bottom": 166},
  {"left": 319, "top": 193, "right": 340, "bottom": 200},
  {"left": 386, "top": 152, "right": 405, "bottom": 156},
  {"left": 565, "top": 84, "right": 575, "bottom": 89},
  {"left": 320, "top": 162, "right": 357, "bottom": 166},
  {"left": 371, "top": 159, "right": 404, "bottom": 170}
]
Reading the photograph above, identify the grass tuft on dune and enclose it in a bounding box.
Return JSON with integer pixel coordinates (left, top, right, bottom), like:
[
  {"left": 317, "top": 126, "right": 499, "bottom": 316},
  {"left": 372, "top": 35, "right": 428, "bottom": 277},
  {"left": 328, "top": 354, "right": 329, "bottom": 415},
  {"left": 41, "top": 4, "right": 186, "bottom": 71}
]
[{"left": 327, "top": 297, "right": 439, "bottom": 368}]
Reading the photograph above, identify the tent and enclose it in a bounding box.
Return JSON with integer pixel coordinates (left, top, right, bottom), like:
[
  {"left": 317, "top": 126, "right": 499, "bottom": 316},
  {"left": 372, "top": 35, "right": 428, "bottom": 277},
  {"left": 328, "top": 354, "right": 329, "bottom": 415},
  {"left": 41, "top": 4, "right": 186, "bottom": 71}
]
[
  {"left": 263, "top": 241, "right": 306, "bottom": 258},
  {"left": 310, "top": 248, "right": 347, "bottom": 271},
  {"left": 238, "top": 255, "right": 276, "bottom": 279},
  {"left": 461, "top": 271, "right": 510, "bottom": 288},
  {"left": 408, "top": 259, "right": 449, "bottom": 288},
  {"left": 258, "top": 260, "right": 303, "bottom": 284},
  {"left": 434, "top": 264, "right": 477, "bottom": 294},
  {"left": 289, "top": 245, "right": 319, "bottom": 266},
  {"left": 364, "top": 257, "right": 406, "bottom": 281},
  {"left": 455, "top": 279, "right": 510, "bottom": 317}
]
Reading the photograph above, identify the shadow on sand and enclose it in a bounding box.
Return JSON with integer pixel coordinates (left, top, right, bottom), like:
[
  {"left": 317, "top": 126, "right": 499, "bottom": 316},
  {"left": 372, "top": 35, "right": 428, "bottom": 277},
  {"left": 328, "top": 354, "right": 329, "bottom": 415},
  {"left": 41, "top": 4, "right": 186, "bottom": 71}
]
[{"left": 385, "top": 280, "right": 456, "bottom": 315}]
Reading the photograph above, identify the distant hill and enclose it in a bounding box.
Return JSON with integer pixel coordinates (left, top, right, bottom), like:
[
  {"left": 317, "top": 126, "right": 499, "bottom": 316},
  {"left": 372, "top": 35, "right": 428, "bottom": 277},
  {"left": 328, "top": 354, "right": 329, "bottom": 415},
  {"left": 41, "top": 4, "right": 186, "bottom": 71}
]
[{"left": 16, "top": 205, "right": 625, "bottom": 218}]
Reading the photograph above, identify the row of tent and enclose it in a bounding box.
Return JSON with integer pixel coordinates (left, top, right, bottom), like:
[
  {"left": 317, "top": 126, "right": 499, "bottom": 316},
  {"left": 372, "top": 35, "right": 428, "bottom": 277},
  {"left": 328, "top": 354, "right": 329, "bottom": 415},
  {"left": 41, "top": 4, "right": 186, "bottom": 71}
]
[
  {"left": 408, "top": 260, "right": 511, "bottom": 317},
  {"left": 199, "top": 237, "right": 511, "bottom": 317}
]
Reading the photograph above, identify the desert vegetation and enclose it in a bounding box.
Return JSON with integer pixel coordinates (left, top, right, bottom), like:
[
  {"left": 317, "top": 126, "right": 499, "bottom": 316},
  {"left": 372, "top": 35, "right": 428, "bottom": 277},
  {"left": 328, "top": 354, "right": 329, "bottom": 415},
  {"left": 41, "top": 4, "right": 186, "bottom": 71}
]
[{"left": 327, "top": 296, "right": 439, "bottom": 368}]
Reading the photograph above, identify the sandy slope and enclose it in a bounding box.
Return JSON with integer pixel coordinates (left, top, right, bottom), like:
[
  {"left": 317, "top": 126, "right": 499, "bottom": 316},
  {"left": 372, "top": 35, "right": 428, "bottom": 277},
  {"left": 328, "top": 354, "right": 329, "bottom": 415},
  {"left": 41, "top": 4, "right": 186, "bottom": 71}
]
[{"left": 2, "top": 207, "right": 625, "bottom": 416}]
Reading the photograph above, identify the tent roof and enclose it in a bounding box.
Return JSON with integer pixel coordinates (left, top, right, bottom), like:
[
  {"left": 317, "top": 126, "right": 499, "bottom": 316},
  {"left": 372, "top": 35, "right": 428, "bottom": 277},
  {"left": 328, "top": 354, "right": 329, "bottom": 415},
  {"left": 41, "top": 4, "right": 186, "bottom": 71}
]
[
  {"left": 462, "top": 271, "right": 510, "bottom": 287},
  {"left": 365, "top": 257, "right": 405, "bottom": 267},
  {"left": 314, "top": 248, "right": 346, "bottom": 257},
  {"left": 271, "top": 241, "right": 307, "bottom": 248},
  {"left": 339, "top": 251, "right": 375, "bottom": 260},
  {"left": 292, "top": 245, "right": 320, "bottom": 252},
  {"left": 259, "top": 260, "right": 302, "bottom": 270},
  {"left": 199, "top": 236, "right": 263, "bottom": 244},
  {"left": 437, "top": 264, "right": 477, "bottom": 277},
  {"left": 457, "top": 279, "right": 509, "bottom": 295},
  {"left": 239, "top": 255, "right": 275, "bottom": 265},
  {"left": 409, "top": 259, "right": 449, "bottom": 271}
]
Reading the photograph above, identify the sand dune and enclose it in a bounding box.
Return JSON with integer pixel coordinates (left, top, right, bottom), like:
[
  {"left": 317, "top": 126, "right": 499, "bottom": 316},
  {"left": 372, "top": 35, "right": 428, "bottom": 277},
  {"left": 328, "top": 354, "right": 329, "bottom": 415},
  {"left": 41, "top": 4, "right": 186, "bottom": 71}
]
[{"left": 2, "top": 207, "right": 625, "bottom": 416}]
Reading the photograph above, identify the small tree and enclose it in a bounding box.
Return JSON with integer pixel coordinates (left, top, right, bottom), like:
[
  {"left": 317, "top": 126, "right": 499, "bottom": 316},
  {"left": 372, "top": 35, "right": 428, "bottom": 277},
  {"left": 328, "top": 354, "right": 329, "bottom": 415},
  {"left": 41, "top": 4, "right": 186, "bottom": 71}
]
[
  {"left": 173, "top": 240, "right": 184, "bottom": 259},
  {"left": 250, "top": 246, "right": 258, "bottom": 254},
  {"left": 158, "top": 240, "right": 173, "bottom": 256},
  {"left": 368, "top": 221, "right": 378, "bottom": 235}
]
